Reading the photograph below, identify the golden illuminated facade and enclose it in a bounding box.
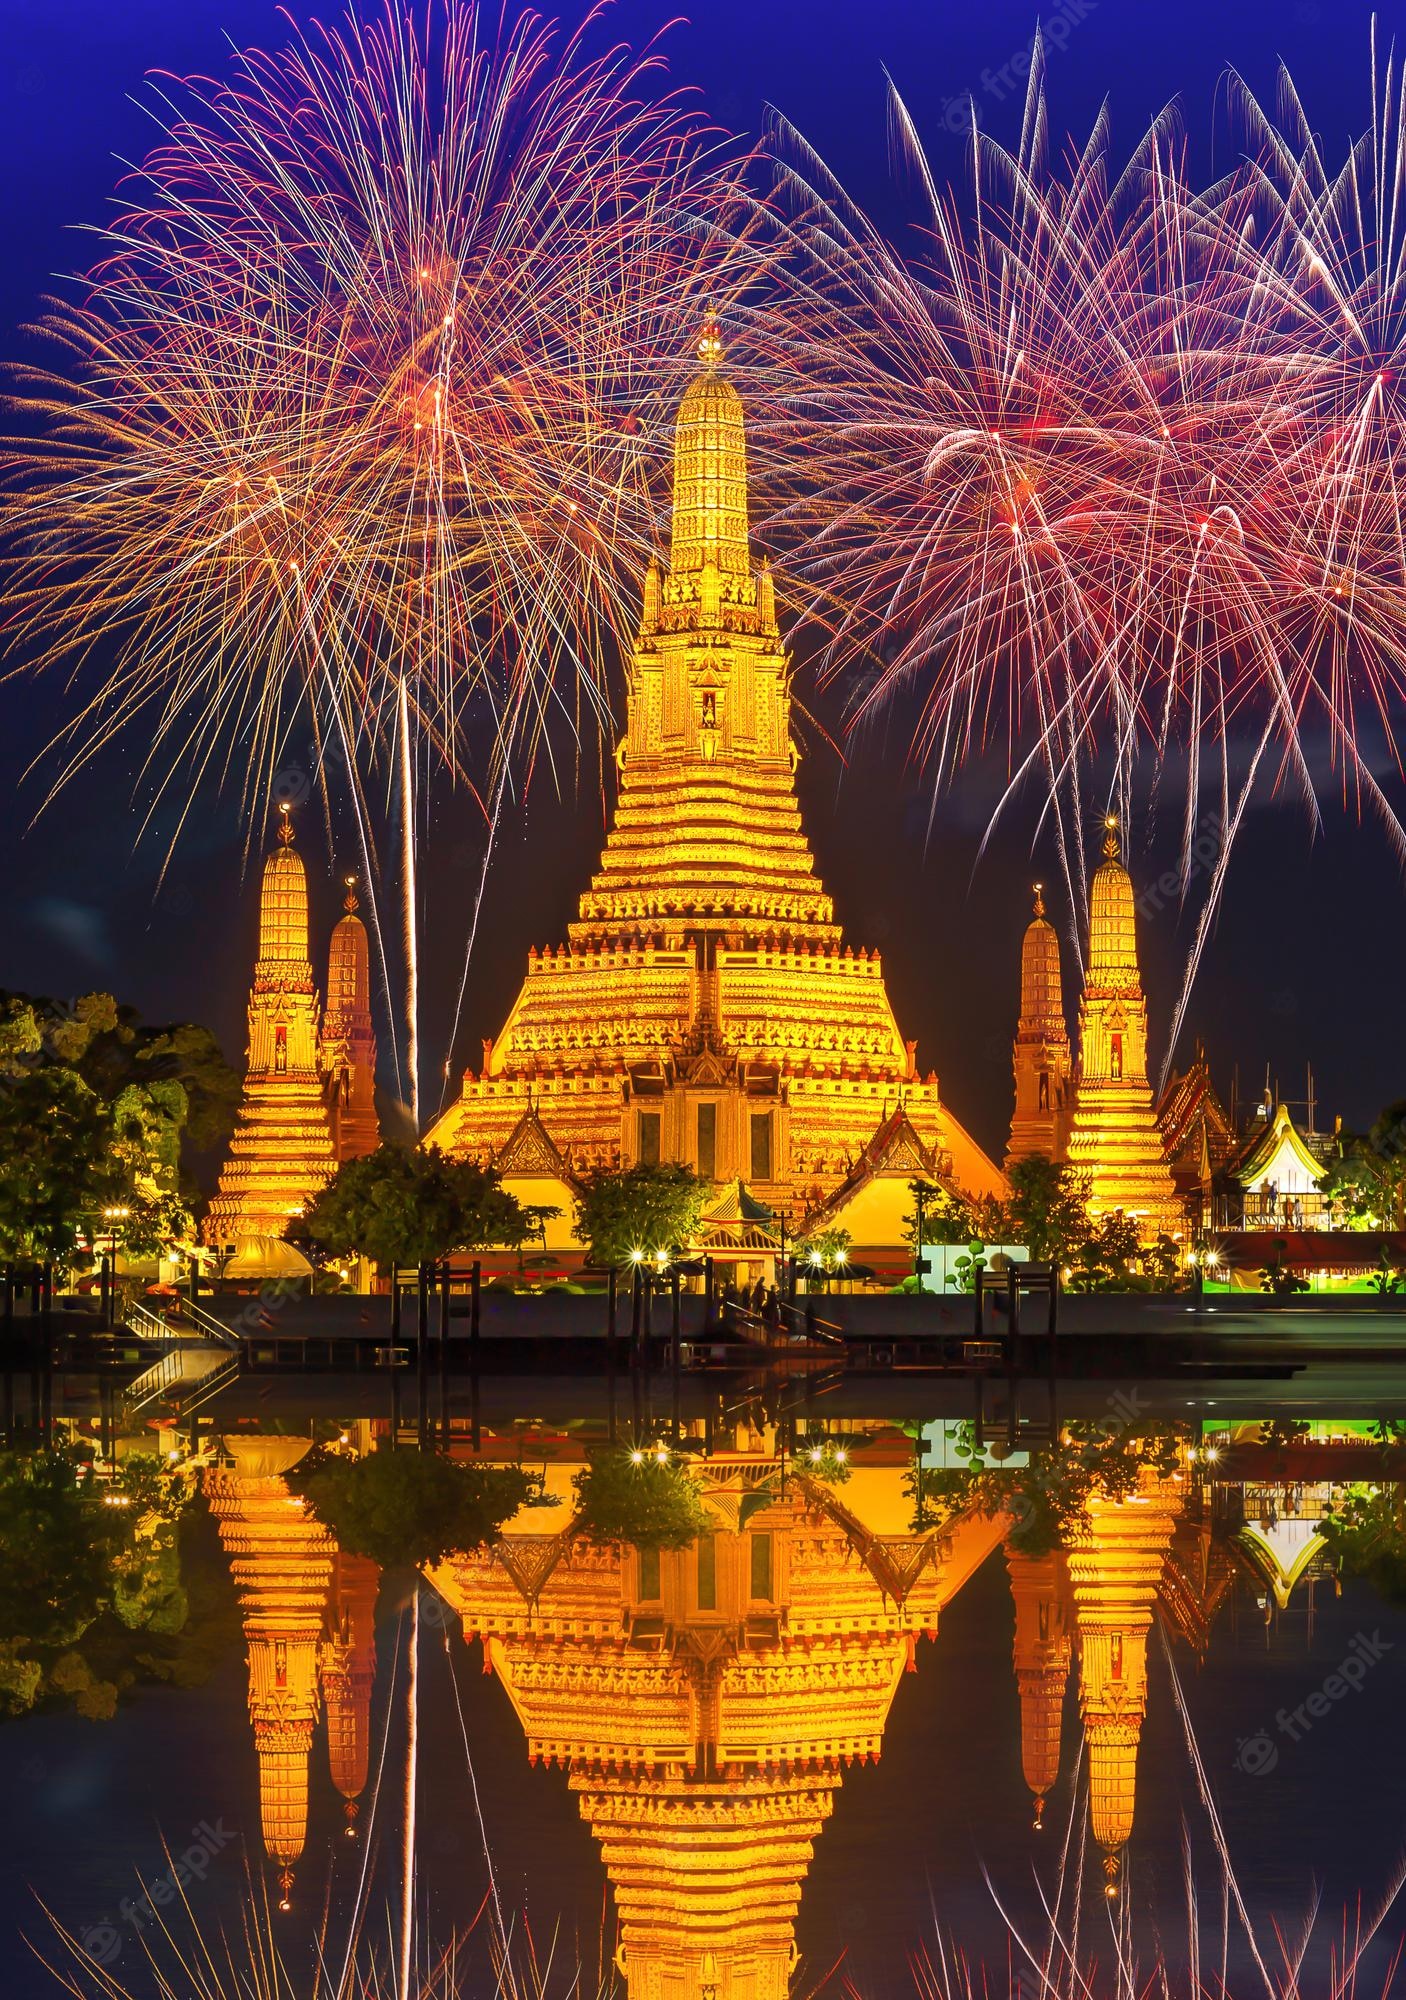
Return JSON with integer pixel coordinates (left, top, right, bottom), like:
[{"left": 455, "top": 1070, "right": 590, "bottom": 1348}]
[
  {"left": 206, "top": 1437, "right": 333, "bottom": 1899},
  {"left": 429, "top": 1461, "right": 1006, "bottom": 2000},
  {"left": 427, "top": 320, "right": 1005, "bottom": 1222},
  {"left": 206, "top": 810, "right": 337, "bottom": 1248},
  {"left": 1006, "top": 885, "right": 1073, "bottom": 1168},
  {"left": 1065, "top": 824, "right": 1180, "bottom": 1235},
  {"left": 1064, "top": 1467, "right": 1184, "bottom": 1886},
  {"left": 319, "top": 1549, "right": 379, "bottom": 1830},
  {"left": 323, "top": 881, "right": 380, "bottom": 1164}
]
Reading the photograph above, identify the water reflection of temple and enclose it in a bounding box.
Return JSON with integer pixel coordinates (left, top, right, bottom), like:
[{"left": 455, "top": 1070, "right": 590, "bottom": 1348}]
[
  {"left": 427, "top": 1448, "right": 1197, "bottom": 1988},
  {"left": 206, "top": 1439, "right": 379, "bottom": 1898},
  {"left": 432, "top": 1461, "right": 1004, "bottom": 1999},
  {"left": 202, "top": 1426, "right": 1375, "bottom": 1959}
]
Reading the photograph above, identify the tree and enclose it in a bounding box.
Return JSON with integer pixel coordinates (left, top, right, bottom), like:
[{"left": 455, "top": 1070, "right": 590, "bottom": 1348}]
[
  {"left": 1259, "top": 1238, "right": 1308, "bottom": 1294},
  {"left": 303, "top": 1144, "right": 531, "bottom": 1267},
  {"left": 572, "top": 1445, "right": 712, "bottom": 1550},
  {"left": 1066, "top": 1211, "right": 1141, "bottom": 1292},
  {"left": 294, "top": 1450, "right": 533, "bottom": 1568},
  {"left": 572, "top": 1162, "right": 707, "bottom": 1267},
  {"left": 1001, "top": 1157, "right": 1092, "bottom": 1263},
  {"left": 0, "top": 991, "right": 232, "bottom": 1267},
  {"left": 0, "top": 1066, "right": 113, "bottom": 1263},
  {"left": 902, "top": 1180, "right": 983, "bottom": 1247}
]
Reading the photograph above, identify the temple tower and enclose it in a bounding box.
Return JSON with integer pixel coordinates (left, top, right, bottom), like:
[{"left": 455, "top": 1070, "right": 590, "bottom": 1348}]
[
  {"left": 323, "top": 879, "right": 380, "bottom": 1163},
  {"left": 1065, "top": 821, "right": 1180, "bottom": 1236},
  {"left": 1005, "top": 1545, "right": 1073, "bottom": 1829},
  {"left": 1006, "top": 884, "right": 1072, "bottom": 1168},
  {"left": 426, "top": 318, "right": 1005, "bottom": 1221},
  {"left": 319, "top": 1550, "right": 380, "bottom": 1833},
  {"left": 429, "top": 1468, "right": 1006, "bottom": 2000},
  {"left": 206, "top": 1438, "right": 333, "bottom": 1904},
  {"left": 1064, "top": 1467, "right": 1184, "bottom": 1892},
  {"left": 206, "top": 807, "right": 336, "bottom": 1248}
]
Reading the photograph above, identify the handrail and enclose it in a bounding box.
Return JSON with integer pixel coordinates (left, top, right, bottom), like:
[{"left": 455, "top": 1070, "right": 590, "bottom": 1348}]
[{"left": 182, "top": 1299, "right": 243, "bottom": 1349}]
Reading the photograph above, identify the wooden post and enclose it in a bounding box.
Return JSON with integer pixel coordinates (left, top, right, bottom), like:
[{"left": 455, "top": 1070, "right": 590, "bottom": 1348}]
[
  {"left": 40, "top": 1263, "right": 53, "bottom": 1444},
  {"left": 389, "top": 1270, "right": 402, "bottom": 1451},
  {"left": 469, "top": 1260, "right": 481, "bottom": 1451},
  {"left": 417, "top": 1263, "right": 431, "bottom": 1450},
  {"left": 670, "top": 1267, "right": 682, "bottom": 1443},
  {"left": 438, "top": 1260, "right": 451, "bottom": 1451},
  {"left": 606, "top": 1268, "right": 618, "bottom": 1443}
]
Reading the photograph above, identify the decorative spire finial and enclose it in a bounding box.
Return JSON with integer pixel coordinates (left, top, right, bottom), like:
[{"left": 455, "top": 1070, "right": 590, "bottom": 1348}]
[
  {"left": 1032, "top": 881, "right": 1045, "bottom": 919},
  {"left": 1102, "top": 813, "right": 1120, "bottom": 862},
  {"left": 696, "top": 310, "right": 722, "bottom": 372},
  {"left": 343, "top": 873, "right": 359, "bottom": 915},
  {"left": 277, "top": 800, "right": 295, "bottom": 847}
]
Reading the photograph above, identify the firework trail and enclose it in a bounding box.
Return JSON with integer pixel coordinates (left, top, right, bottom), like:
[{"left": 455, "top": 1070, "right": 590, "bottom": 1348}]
[
  {"left": 762, "top": 34, "right": 1406, "bottom": 1053},
  {"left": 2, "top": 0, "right": 771, "bottom": 1113}
]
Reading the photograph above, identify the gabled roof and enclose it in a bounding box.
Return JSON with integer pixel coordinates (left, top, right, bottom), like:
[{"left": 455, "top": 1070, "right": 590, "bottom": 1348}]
[
  {"left": 1232, "top": 1102, "right": 1326, "bottom": 1190},
  {"left": 494, "top": 1105, "right": 580, "bottom": 1185},
  {"left": 697, "top": 1179, "right": 778, "bottom": 1252},
  {"left": 1157, "top": 1050, "right": 1236, "bottom": 1179},
  {"left": 802, "top": 1103, "right": 951, "bottom": 1232}
]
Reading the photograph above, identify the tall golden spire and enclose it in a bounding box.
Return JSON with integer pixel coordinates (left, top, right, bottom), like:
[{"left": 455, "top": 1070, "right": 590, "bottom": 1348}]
[
  {"left": 323, "top": 873, "right": 380, "bottom": 1163},
  {"left": 206, "top": 1438, "right": 333, "bottom": 1907},
  {"left": 1007, "top": 881, "right": 1072, "bottom": 1168},
  {"left": 669, "top": 314, "right": 751, "bottom": 581},
  {"left": 206, "top": 808, "right": 336, "bottom": 1247},
  {"left": 1005, "top": 1546, "right": 1073, "bottom": 1829},
  {"left": 1065, "top": 818, "right": 1181, "bottom": 1236},
  {"left": 424, "top": 319, "right": 1010, "bottom": 1217},
  {"left": 1065, "top": 1467, "right": 1184, "bottom": 1893},
  {"left": 320, "top": 1550, "right": 380, "bottom": 1832}
]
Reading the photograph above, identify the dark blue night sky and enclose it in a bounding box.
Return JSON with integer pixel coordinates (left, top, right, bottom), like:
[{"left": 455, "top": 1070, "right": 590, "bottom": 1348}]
[{"left": 0, "top": 0, "right": 1399, "bottom": 1156}]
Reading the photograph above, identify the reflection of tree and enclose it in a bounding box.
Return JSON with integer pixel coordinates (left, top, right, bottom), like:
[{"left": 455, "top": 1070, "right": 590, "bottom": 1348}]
[
  {"left": 572, "top": 1444, "right": 712, "bottom": 1550},
  {"left": 0, "top": 1446, "right": 232, "bottom": 1718},
  {"left": 905, "top": 1420, "right": 1184, "bottom": 1554},
  {"left": 1321, "top": 1482, "right": 1406, "bottom": 1604},
  {"left": 293, "top": 1446, "right": 535, "bottom": 1569}
]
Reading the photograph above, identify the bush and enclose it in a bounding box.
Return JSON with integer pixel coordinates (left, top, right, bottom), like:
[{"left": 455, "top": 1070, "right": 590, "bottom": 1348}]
[
  {"left": 295, "top": 1450, "right": 532, "bottom": 1568},
  {"left": 572, "top": 1445, "right": 712, "bottom": 1550}
]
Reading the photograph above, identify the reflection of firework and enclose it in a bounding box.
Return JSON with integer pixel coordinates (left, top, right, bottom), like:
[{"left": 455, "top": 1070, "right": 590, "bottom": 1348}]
[
  {"left": 767, "top": 35, "right": 1406, "bottom": 1042},
  {"left": 5, "top": 0, "right": 759, "bottom": 822}
]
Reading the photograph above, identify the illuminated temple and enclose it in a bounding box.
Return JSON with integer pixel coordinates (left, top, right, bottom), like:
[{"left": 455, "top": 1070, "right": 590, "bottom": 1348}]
[
  {"left": 427, "top": 320, "right": 1005, "bottom": 1232},
  {"left": 207, "top": 814, "right": 379, "bottom": 1253},
  {"left": 430, "top": 1455, "right": 1007, "bottom": 2000},
  {"left": 1064, "top": 822, "right": 1181, "bottom": 1235}
]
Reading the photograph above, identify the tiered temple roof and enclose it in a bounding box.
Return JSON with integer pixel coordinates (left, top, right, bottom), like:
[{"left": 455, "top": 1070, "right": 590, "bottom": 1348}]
[
  {"left": 1007, "top": 885, "right": 1073, "bottom": 1168},
  {"left": 205, "top": 809, "right": 336, "bottom": 1247},
  {"left": 426, "top": 321, "right": 1005, "bottom": 1216},
  {"left": 1065, "top": 822, "right": 1181, "bottom": 1236}
]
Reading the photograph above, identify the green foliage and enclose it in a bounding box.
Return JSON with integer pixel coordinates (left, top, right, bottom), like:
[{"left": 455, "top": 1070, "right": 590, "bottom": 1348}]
[
  {"left": 0, "top": 991, "right": 230, "bottom": 1265},
  {"left": 303, "top": 1144, "right": 531, "bottom": 1267},
  {"left": 1320, "top": 1485, "right": 1406, "bottom": 1605},
  {"left": 904, "top": 1420, "right": 1184, "bottom": 1554},
  {"left": 1066, "top": 1211, "right": 1142, "bottom": 1292},
  {"left": 1259, "top": 1239, "right": 1309, "bottom": 1294},
  {"left": 0, "top": 1446, "right": 222, "bottom": 1721},
  {"left": 946, "top": 1240, "right": 988, "bottom": 1293},
  {"left": 572, "top": 1162, "right": 707, "bottom": 1268},
  {"left": 295, "top": 1449, "right": 532, "bottom": 1568},
  {"left": 572, "top": 1445, "right": 713, "bottom": 1550},
  {"left": 0, "top": 1067, "right": 114, "bottom": 1263},
  {"left": 903, "top": 1179, "right": 985, "bottom": 1247},
  {"left": 1001, "top": 1156, "right": 1092, "bottom": 1263}
]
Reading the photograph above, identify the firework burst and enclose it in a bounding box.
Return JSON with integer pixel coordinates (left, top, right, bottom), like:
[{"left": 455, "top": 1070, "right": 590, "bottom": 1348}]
[{"left": 763, "top": 36, "right": 1406, "bottom": 1042}]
